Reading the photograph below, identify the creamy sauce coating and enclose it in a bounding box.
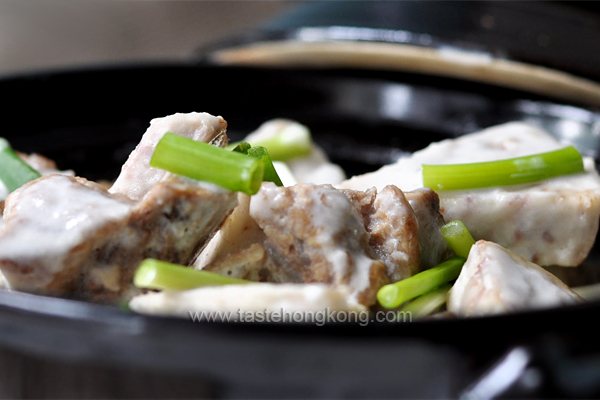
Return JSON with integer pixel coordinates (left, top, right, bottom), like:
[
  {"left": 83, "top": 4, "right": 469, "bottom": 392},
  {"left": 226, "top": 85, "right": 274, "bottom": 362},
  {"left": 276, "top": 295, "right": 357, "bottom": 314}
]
[
  {"left": 129, "top": 283, "right": 366, "bottom": 318},
  {"left": 0, "top": 175, "right": 132, "bottom": 272},
  {"left": 448, "top": 240, "right": 582, "bottom": 316},
  {"left": 340, "top": 122, "right": 600, "bottom": 266}
]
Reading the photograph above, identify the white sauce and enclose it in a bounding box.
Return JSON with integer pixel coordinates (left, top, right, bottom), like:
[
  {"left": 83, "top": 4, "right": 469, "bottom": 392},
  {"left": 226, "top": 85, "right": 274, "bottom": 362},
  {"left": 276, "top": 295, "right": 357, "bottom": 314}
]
[
  {"left": 339, "top": 122, "right": 600, "bottom": 266},
  {"left": 250, "top": 183, "right": 377, "bottom": 302},
  {"left": 286, "top": 145, "right": 346, "bottom": 185},
  {"left": 129, "top": 283, "right": 366, "bottom": 319},
  {"left": 0, "top": 175, "right": 132, "bottom": 277},
  {"left": 340, "top": 122, "right": 568, "bottom": 191},
  {"left": 371, "top": 186, "right": 416, "bottom": 280},
  {"left": 448, "top": 240, "right": 581, "bottom": 316}
]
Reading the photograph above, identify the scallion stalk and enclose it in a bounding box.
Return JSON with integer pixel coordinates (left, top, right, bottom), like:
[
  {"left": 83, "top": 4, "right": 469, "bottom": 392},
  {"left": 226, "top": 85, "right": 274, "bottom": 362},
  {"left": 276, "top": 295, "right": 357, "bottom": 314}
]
[
  {"left": 150, "top": 133, "right": 264, "bottom": 195},
  {"left": 133, "top": 259, "right": 249, "bottom": 291},
  {"left": 249, "top": 125, "right": 312, "bottom": 161},
  {"left": 441, "top": 220, "right": 476, "bottom": 259},
  {"left": 422, "top": 146, "right": 584, "bottom": 191},
  {"left": 231, "top": 141, "right": 283, "bottom": 186},
  {"left": 247, "top": 146, "right": 283, "bottom": 186},
  {"left": 0, "top": 138, "right": 41, "bottom": 192},
  {"left": 400, "top": 284, "right": 451, "bottom": 318},
  {"left": 377, "top": 257, "right": 465, "bottom": 309},
  {"left": 231, "top": 141, "right": 252, "bottom": 154}
]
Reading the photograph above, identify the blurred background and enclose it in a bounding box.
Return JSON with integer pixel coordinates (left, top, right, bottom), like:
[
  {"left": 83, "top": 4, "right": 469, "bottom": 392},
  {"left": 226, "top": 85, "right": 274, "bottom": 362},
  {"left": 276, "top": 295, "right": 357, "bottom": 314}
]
[{"left": 0, "top": 1, "right": 296, "bottom": 76}]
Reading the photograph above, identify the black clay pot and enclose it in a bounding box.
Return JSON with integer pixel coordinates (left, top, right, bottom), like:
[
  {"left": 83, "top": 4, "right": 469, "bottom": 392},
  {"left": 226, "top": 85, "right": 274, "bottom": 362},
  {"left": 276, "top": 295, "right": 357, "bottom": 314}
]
[{"left": 3, "top": 1, "right": 600, "bottom": 399}]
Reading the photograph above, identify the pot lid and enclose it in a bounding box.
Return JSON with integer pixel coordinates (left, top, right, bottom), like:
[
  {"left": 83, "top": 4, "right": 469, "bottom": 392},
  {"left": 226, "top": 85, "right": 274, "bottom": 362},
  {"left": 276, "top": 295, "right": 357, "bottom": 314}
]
[{"left": 203, "top": 1, "right": 600, "bottom": 107}]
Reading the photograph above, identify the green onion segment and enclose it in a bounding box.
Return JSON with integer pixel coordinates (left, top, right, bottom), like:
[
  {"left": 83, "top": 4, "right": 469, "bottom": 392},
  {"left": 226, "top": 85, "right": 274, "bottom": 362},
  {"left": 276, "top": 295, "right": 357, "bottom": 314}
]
[
  {"left": 422, "top": 146, "right": 584, "bottom": 191},
  {"left": 377, "top": 257, "right": 465, "bottom": 309},
  {"left": 231, "top": 142, "right": 252, "bottom": 154},
  {"left": 133, "top": 259, "right": 249, "bottom": 291},
  {"left": 231, "top": 141, "right": 283, "bottom": 186},
  {"left": 247, "top": 146, "right": 283, "bottom": 186},
  {"left": 0, "top": 138, "right": 42, "bottom": 193},
  {"left": 246, "top": 126, "right": 312, "bottom": 161},
  {"left": 400, "top": 284, "right": 452, "bottom": 318},
  {"left": 150, "top": 133, "right": 264, "bottom": 195},
  {"left": 441, "top": 220, "right": 476, "bottom": 259}
]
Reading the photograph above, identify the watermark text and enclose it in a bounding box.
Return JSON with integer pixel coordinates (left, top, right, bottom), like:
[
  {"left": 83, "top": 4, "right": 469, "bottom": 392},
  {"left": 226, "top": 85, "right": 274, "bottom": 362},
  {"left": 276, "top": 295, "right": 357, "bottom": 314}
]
[{"left": 188, "top": 308, "right": 412, "bottom": 326}]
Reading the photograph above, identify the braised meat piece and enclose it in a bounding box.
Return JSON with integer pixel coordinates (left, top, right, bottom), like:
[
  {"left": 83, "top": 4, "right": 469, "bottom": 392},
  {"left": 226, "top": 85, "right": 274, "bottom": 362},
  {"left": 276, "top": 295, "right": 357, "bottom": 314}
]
[
  {"left": 0, "top": 175, "right": 134, "bottom": 295},
  {"left": 340, "top": 185, "right": 420, "bottom": 282},
  {"left": 110, "top": 112, "right": 228, "bottom": 201},
  {"left": 82, "top": 175, "right": 237, "bottom": 302},
  {"left": 248, "top": 182, "right": 389, "bottom": 306},
  {"left": 0, "top": 174, "right": 236, "bottom": 301},
  {"left": 0, "top": 112, "right": 237, "bottom": 301},
  {"left": 199, "top": 183, "right": 427, "bottom": 298},
  {"left": 404, "top": 188, "right": 452, "bottom": 269}
]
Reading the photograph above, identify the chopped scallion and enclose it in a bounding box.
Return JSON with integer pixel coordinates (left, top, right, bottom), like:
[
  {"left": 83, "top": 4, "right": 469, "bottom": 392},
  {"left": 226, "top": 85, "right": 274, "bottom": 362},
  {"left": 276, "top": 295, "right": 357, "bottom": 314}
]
[
  {"left": 377, "top": 257, "right": 465, "bottom": 309},
  {"left": 400, "top": 284, "right": 451, "bottom": 318},
  {"left": 248, "top": 146, "right": 283, "bottom": 186},
  {"left": 441, "top": 220, "right": 476, "bottom": 259},
  {"left": 150, "top": 133, "right": 264, "bottom": 195},
  {"left": 248, "top": 124, "right": 312, "bottom": 161},
  {"left": 0, "top": 138, "right": 41, "bottom": 192},
  {"left": 231, "top": 141, "right": 252, "bottom": 154},
  {"left": 231, "top": 141, "right": 283, "bottom": 186},
  {"left": 133, "top": 258, "right": 249, "bottom": 291},
  {"left": 422, "top": 146, "right": 584, "bottom": 191}
]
